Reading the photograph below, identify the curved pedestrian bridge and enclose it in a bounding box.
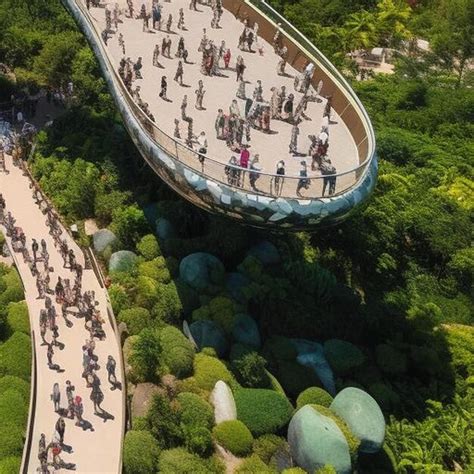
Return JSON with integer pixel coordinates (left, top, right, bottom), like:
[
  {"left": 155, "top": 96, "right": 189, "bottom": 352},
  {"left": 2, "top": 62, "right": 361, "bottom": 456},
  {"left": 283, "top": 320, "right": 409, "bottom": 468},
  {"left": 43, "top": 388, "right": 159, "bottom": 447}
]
[{"left": 63, "top": 0, "right": 377, "bottom": 229}]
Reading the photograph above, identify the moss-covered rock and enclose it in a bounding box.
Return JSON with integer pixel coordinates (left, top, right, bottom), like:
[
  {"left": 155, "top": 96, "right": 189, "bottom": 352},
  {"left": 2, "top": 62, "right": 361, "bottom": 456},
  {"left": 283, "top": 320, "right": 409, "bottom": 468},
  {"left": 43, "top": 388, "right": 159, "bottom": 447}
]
[
  {"left": 179, "top": 252, "right": 225, "bottom": 290},
  {"left": 189, "top": 320, "right": 228, "bottom": 358},
  {"left": 330, "top": 387, "right": 385, "bottom": 454},
  {"left": 232, "top": 314, "right": 261, "bottom": 349},
  {"left": 287, "top": 405, "right": 351, "bottom": 474},
  {"left": 192, "top": 353, "right": 235, "bottom": 392},
  {"left": 109, "top": 250, "right": 138, "bottom": 273},
  {"left": 213, "top": 420, "right": 254, "bottom": 456},
  {"left": 323, "top": 339, "right": 365, "bottom": 375},
  {"left": 296, "top": 387, "right": 333, "bottom": 409}
]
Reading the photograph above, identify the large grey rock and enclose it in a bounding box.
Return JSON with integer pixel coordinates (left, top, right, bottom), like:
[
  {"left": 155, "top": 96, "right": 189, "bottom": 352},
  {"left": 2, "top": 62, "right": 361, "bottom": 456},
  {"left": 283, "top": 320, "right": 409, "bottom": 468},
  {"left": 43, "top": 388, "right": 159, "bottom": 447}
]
[
  {"left": 109, "top": 250, "right": 138, "bottom": 272},
  {"left": 179, "top": 252, "right": 225, "bottom": 290},
  {"left": 248, "top": 241, "right": 280, "bottom": 265},
  {"left": 93, "top": 229, "right": 117, "bottom": 253},
  {"left": 189, "top": 320, "right": 228, "bottom": 357},
  {"left": 330, "top": 387, "right": 385, "bottom": 454},
  {"left": 288, "top": 405, "right": 351, "bottom": 473},
  {"left": 232, "top": 314, "right": 261, "bottom": 349},
  {"left": 225, "top": 272, "right": 250, "bottom": 301},
  {"left": 156, "top": 218, "right": 176, "bottom": 240},
  {"left": 210, "top": 381, "right": 237, "bottom": 424}
]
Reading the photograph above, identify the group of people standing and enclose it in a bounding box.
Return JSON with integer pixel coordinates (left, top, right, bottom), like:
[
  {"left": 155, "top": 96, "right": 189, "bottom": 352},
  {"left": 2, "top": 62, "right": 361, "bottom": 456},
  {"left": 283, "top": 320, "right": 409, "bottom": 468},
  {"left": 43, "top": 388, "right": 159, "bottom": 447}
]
[{"left": 97, "top": 0, "right": 340, "bottom": 198}]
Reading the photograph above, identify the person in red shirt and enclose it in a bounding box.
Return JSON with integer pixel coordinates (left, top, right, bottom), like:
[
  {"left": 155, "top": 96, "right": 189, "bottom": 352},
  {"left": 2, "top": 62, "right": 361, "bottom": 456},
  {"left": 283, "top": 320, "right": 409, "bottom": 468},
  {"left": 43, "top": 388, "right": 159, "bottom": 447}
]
[{"left": 223, "top": 48, "right": 231, "bottom": 69}]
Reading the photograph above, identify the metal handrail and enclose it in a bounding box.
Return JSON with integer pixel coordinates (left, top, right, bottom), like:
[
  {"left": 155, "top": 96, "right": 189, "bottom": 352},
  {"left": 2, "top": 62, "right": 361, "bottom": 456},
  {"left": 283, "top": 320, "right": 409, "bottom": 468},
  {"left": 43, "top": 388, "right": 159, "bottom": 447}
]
[{"left": 74, "top": 0, "right": 375, "bottom": 198}]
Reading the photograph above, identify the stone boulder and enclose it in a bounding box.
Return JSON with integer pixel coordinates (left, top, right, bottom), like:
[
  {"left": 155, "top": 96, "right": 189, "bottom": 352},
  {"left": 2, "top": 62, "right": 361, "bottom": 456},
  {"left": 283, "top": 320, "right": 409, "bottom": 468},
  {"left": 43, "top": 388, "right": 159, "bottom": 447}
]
[
  {"left": 330, "top": 387, "right": 385, "bottom": 454},
  {"left": 179, "top": 252, "right": 225, "bottom": 290},
  {"left": 232, "top": 314, "right": 261, "bottom": 349},
  {"left": 288, "top": 405, "right": 351, "bottom": 474},
  {"left": 156, "top": 217, "right": 176, "bottom": 241},
  {"left": 93, "top": 229, "right": 117, "bottom": 254},
  {"left": 109, "top": 250, "right": 138, "bottom": 273},
  {"left": 189, "top": 320, "right": 228, "bottom": 357},
  {"left": 324, "top": 339, "right": 366, "bottom": 375},
  {"left": 247, "top": 241, "right": 280, "bottom": 265},
  {"left": 131, "top": 383, "right": 163, "bottom": 418},
  {"left": 210, "top": 381, "right": 237, "bottom": 424}
]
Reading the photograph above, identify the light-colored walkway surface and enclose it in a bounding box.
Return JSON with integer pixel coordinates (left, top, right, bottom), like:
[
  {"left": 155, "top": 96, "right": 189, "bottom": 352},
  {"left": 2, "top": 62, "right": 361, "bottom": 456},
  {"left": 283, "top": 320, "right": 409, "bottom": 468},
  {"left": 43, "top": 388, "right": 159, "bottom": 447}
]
[
  {"left": 0, "top": 156, "right": 124, "bottom": 473},
  {"left": 86, "top": 0, "right": 358, "bottom": 178}
]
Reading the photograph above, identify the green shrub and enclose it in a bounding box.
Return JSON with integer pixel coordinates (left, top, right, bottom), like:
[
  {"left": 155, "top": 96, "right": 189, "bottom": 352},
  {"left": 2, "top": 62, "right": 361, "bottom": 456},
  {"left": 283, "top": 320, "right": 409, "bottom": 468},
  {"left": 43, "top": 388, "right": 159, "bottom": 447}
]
[
  {"left": 232, "top": 351, "right": 270, "bottom": 388},
  {"left": 108, "top": 283, "right": 130, "bottom": 314},
  {"left": 147, "top": 393, "right": 183, "bottom": 449},
  {"left": 0, "top": 426, "right": 24, "bottom": 457},
  {"left": 0, "top": 389, "right": 28, "bottom": 429},
  {"left": 111, "top": 204, "right": 148, "bottom": 248},
  {"left": 235, "top": 388, "right": 293, "bottom": 436},
  {"left": 158, "top": 326, "right": 195, "bottom": 378},
  {"left": 375, "top": 344, "right": 407, "bottom": 374},
  {"left": 183, "top": 425, "right": 213, "bottom": 457},
  {"left": 177, "top": 392, "right": 214, "bottom": 430},
  {"left": 235, "top": 455, "right": 274, "bottom": 473},
  {"left": 123, "top": 430, "right": 160, "bottom": 474},
  {"left": 0, "top": 456, "right": 21, "bottom": 474},
  {"left": 444, "top": 324, "right": 474, "bottom": 379},
  {"left": 296, "top": 387, "right": 334, "bottom": 409},
  {"left": 213, "top": 420, "right": 254, "bottom": 456},
  {"left": 0, "top": 375, "right": 30, "bottom": 401},
  {"left": 282, "top": 468, "right": 306, "bottom": 474},
  {"left": 131, "top": 416, "right": 148, "bottom": 431},
  {"left": 158, "top": 448, "right": 224, "bottom": 474},
  {"left": 192, "top": 353, "right": 235, "bottom": 392},
  {"left": 252, "top": 434, "right": 287, "bottom": 464},
  {"left": 0, "top": 332, "right": 31, "bottom": 380},
  {"left": 136, "top": 234, "right": 161, "bottom": 260},
  {"left": 118, "top": 307, "right": 152, "bottom": 336},
  {"left": 262, "top": 336, "right": 297, "bottom": 370},
  {"left": 192, "top": 296, "right": 236, "bottom": 334},
  {"left": 135, "top": 276, "right": 160, "bottom": 310},
  {"left": 152, "top": 282, "right": 183, "bottom": 324},
  {"left": 6, "top": 301, "right": 29, "bottom": 335},
  {"left": 324, "top": 339, "right": 365, "bottom": 375},
  {"left": 276, "top": 360, "right": 322, "bottom": 398},
  {"left": 129, "top": 328, "right": 162, "bottom": 382},
  {"left": 0, "top": 268, "right": 24, "bottom": 307},
  {"left": 315, "top": 466, "right": 337, "bottom": 474},
  {"left": 138, "top": 257, "right": 171, "bottom": 283}
]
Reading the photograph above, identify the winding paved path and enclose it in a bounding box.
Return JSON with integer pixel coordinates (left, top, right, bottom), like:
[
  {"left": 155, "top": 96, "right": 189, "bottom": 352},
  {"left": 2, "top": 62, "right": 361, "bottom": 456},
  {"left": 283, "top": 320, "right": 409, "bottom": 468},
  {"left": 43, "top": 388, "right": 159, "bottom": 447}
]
[{"left": 0, "top": 154, "right": 124, "bottom": 473}]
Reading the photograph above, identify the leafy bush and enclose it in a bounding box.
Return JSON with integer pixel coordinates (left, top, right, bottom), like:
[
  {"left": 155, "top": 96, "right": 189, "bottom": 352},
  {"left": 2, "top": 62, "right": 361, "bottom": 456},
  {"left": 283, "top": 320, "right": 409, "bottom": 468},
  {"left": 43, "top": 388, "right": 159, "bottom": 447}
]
[
  {"left": 177, "top": 392, "right": 214, "bottom": 430},
  {"left": 375, "top": 344, "right": 407, "bottom": 375},
  {"left": 158, "top": 326, "right": 195, "bottom": 378},
  {"left": 296, "top": 387, "right": 334, "bottom": 409},
  {"left": 213, "top": 420, "right": 254, "bottom": 456},
  {"left": 0, "top": 456, "right": 21, "bottom": 474},
  {"left": 183, "top": 425, "right": 213, "bottom": 457},
  {"left": 6, "top": 301, "right": 30, "bottom": 334},
  {"left": 276, "top": 360, "right": 322, "bottom": 398},
  {"left": 118, "top": 307, "right": 152, "bottom": 336},
  {"left": 0, "top": 268, "right": 24, "bottom": 307},
  {"left": 135, "top": 276, "right": 160, "bottom": 310},
  {"left": 0, "top": 332, "right": 31, "bottom": 380},
  {"left": 111, "top": 204, "right": 148, "bottom": 248},
  {"left": 253, "top": 434, "right": 287, "bottom": 464},
  {"left": 0, "top": 426, "right": 24, "bottom": 458},
  {"left": 232, "top": 351, "right": 270, "bottom": 388},
  {"left": 192, "top": 296, "right": 236, "bottom": 334},
  {"left": 192, "top": 353, "right": 235, "bottom": 392},
  {"left": 129, "top": 328, "right": 162, "bottom": 382},
  {"left": 235, "top": 455, "right": 274, "bottom": 473},
  {"left": 147, "top": 393, "right": 183, "bottom": 449},
  {"left": 136, "top": 234, "right": 161, "bottom": 260},
  {"left": 123, "top": 430, "right": 160, "bottom": 474},
  {"left": 235, "top": 388, "right": 293, "bottom": 436},
  {"left": 152, "top": 282, "right": 183, "bottom": 324},
  {"left": 158, "top": 448, "right": 224, "bottom": 474},
  {"left": 282, "top": 468, "right": 306, "bottom": 474},
  {"left": 108, "top": 283, "right": 130, "bottom": 315},
  {"left": 0, "top": 375, "right": 30, "bottom": 401},
  {"left": 324, "top": 340, "right": 366, "bottom": 375},
  {"left": 138, "top": 257, "right": 171, "bottom": 284},
  {"left": 0, "top": 389, "right": 28, "bottom": 430}
]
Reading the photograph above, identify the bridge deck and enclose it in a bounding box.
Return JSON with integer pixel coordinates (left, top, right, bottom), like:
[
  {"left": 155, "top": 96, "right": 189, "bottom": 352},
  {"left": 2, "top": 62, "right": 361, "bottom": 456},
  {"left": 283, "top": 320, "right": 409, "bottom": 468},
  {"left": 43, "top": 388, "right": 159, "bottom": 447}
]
[
  {"left": 0, "top": 155, "right": 124, "bottom": 473},
  {"left": 87, "top": 0, "right": 358, "bottom": 184}
]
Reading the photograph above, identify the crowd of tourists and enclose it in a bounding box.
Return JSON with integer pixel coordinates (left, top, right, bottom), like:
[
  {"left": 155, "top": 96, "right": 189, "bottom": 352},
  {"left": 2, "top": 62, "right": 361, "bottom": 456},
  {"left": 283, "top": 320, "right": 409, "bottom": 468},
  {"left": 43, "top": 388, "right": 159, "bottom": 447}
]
[{"left": 97, "top": 0, "right": 339, "bottom": 197}]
